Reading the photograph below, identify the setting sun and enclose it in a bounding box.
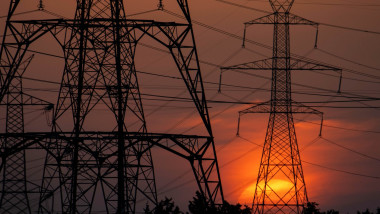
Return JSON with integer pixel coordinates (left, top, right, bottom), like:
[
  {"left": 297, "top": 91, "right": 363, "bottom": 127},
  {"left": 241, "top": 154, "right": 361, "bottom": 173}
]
[{"left": 238, "top": 179, "right": 294, "bottom": 205}]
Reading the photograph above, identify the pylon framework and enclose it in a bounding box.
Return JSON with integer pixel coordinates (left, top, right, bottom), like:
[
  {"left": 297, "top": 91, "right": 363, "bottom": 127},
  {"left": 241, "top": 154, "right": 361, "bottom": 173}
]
[
  {"left": 221, "top": 0, "right": 341, "bottom": 213},
  {"left": 0, "top": 0, "right": 224, "bottom": 213},
  {"left": 0, "top": 54, "right": 53, "bottom": 214}
]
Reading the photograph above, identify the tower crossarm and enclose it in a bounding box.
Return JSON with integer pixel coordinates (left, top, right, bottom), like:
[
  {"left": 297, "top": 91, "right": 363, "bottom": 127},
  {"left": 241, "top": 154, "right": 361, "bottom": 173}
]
[
  {"left": 244, "top": 12, "right": 317, "bottom": 26},
  {"left": 221, "top": 58, "right": 273, "bottom": 71},
  {"left": 239, "top": 101, "right": 272, "bottom": 115},
  {"left": 4, "top": 18, "right": 212, "bottom": 134},
  {"left": 237, "top": 100, "right": 324, "bottom": 136},
  {"left": 0, "top": 131, "right": 223, "bottom": 206},
  {"left": 0, "top": 93, "right": 53, "bottom": 107},
  {"left": 290, "top": 58, "right": 341, "bottom": 71},
  {"left": 290, "top": 58, "right": 343, "bottom": 93},
  {"left": 242, "top": 12, "right": 319, "bottom": 47},
  {"left": 219, "top": 57, "right": 342, "bottom": 92},
  {"left": 238, "top": 100, "right": 322, "bottom": 114},
  {"left": 221, "top": 57, "right": 340, "bottom": 71},
  {"left": 0, "top": 20, "right": 62, "bottom": 104}
]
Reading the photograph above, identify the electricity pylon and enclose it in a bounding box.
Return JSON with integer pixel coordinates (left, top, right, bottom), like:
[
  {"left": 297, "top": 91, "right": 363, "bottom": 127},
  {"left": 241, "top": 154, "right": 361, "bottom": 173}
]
[
  {"left": 0, "top": 55, "right": 52, "bottom": 213},
  {"left": 0, "top": 0, "right": 224, "bottom": 213},
  {"left": 221, "top": 0, "right": 341, "bottom": 213}
]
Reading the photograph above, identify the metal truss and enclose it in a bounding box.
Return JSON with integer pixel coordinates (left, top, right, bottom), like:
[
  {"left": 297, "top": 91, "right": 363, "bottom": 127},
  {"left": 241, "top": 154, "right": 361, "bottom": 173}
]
[
  {"left": 222, "top": 0, "right": 339, "bottom": 213},
  {"left": 0, "top": 53, "right": 53, "bottom": 213},
  {"left": 0, "top": 0, "right": 224, "bottom": 213}
]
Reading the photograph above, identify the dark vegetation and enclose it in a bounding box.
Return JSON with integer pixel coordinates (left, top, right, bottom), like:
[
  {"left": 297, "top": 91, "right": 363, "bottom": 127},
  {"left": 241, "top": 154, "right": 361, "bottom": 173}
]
[
  {"left": 144, "top": 192, "right": 379, "bottom": 214},
  {"left": 144, "top": 191, "right": 251, "bottom": 214},
  {"left": 304, "top": 202, "right": 380, "bottom": 214}
]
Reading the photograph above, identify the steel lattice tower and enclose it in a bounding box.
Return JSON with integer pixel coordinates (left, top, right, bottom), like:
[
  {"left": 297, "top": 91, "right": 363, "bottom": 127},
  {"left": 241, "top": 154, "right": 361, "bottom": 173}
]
[
  {"left": 0, "top": 0, "right": 224, "bottom": 213},
  {"left": 0, "top": 55, "right": 52, "bottom": 213},
  {"left": 222, "top": 0, "right": 341, "bottom": 213}
]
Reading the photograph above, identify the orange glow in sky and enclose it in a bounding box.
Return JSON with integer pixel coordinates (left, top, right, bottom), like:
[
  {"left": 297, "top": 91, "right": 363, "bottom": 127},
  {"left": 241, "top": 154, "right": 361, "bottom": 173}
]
[
  {"left": 1, "top": 0, "right": 380, "bottom": 213},
  {"left": 238, "top": 179, "right": 294, "bottom": 205}
]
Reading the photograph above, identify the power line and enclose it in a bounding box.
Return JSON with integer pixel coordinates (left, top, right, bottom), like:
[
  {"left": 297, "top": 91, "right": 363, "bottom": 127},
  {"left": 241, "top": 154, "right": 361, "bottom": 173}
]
[
  {"left": 238, "top": 136, "right": 380, "bottom": 180},
  {"left": 0, "top": 10, "right": 38, "bottom": 19},
  {"left": 321, "top": 137, "right": 380, "bottom": 163},
  {"left": 4, "top": 4, "right": 380, "bottom": 85},
  {"left": 216, "top": 0, "right": 270, "bottom": 14},
  {"left": 320, "top": 22, "right": 380, "bottom": 35},
  {"left": 6, "top": 33, "right": 380, "bottom": 97},
  {"left": 162, "top": 8, "right": 380, "bottom": 85},
  {"left": 217, "top": 0, "right": 380, "bottom": 35},
  {"left": 303, "top": 160, "right": 380, "bottom": 179},
  {"left": 19, "top": 70, "right": 380, "bottom": 109},
  {"left": 295, "top": 118, "right": 380, "bottom": 134},
  {"left": 138, "top": 43, "right": 380, "bottom": 103},
  {"left": 150, "top": 81, "right": 271, "bottom": 195},
  {"left": 20, "top": 70, "right": 379, "bottom": 100},
  {"left": 247, "top": 0, "right": 380, "bottom": 7},
  {"left": 316, "top": 48, "right": 380, "bottom": 72}
]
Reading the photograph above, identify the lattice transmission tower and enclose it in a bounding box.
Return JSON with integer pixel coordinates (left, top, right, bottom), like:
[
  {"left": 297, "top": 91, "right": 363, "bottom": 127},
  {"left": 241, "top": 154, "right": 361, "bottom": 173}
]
[
  {"left": 221, "top": 0, "right": 341, "bottom": 213},
  {"left": 0, "top": 54, "right": 53, "bottom": 213},
  {"left": 0, "top": 0, "right": 223, "bottom": 213}
]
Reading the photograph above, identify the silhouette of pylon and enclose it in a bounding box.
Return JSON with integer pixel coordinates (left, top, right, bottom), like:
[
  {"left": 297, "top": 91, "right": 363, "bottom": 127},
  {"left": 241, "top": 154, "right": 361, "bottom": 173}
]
[
  {"left": 0, "top": 55, "right": 52, "bottom": 213},
  {"left": 221, "top": 0, "right": 341, "bottom": 213},
  {"left": 0, "top": 0, "right": 224, "bottom": 213}
]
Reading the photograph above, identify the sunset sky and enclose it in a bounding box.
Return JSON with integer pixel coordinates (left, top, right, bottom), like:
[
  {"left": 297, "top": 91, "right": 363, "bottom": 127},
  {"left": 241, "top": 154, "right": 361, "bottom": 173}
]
[{"left": 1, "top": 0, "right": 380, "bottom": 213}]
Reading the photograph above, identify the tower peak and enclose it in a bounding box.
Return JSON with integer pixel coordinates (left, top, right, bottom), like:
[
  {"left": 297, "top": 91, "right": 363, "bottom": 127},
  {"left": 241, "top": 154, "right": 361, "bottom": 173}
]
[{"left": 269, "top": 0, "right": 294, "bottom": 12}]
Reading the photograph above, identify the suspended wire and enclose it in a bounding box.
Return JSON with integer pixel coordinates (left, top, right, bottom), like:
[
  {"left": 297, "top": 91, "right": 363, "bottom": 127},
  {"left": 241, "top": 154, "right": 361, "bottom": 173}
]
[
  {"left": 41, "top": 9, "right": 66, "bottom": 19},
  {"left": 24, "top": 112, "right": 45, "bottom": 127},
  {"left": 153, "top": 81, "right": 270, "bottom": 193},
  {"left": 247, "top": 0, "right": 380, "bottom": 7},
  {"left": 0, "top": 10, "right": 39, "bottom": 19},
  {"left": 216, "top": 0, "right": 380, "bottom": 35},
  {"left": 4, "top": 35, "right": 380, "bottom": 99},
  {"left": 320, "top": 22, "right": 380, "bottom": 35},
  {"left": 138, "top": 44, "right": 380, "bottom": 102},
  {"left": 181, "top": 83, "right": 271, "bottom": 135},
  {"left": 308, "top": 68, "right": 380, "bottom": 85},
  {"left": 158, "top": 135, "right": 380, "bottom": 200},
  {"left": 0, "top": 108, "right": 43, "bottom": 121},
  {"left": 222, "top": 136, "right": 321, "bottom": 196},
  {"left": 17, "top": 85, "right": 380, "bottom": 109},
  {"left": 19, "top": 70, "right": 380, "bottom": 101},
  {"left": 300, "top": 136, "right": 322, "bottom": 152},
  {"left": 295, "top": 118, "right": 380, "bottom": 134},
  {"left": 295, "top": 2, "right": 380, "bottom": 7},
  {"left": 126, "top": 9, "right": 159, "bottom": 18},
  {"left": 156, "top": 137, "right": 241, "bottom": 194},
  {"left": 143, "top": 140, "right": 261, "bottom": 203},
  {"left": 228, "top": 69, "right": 380, "bottom": 100},
  {"left": 163, "top": 92, "right": 220, "bottom": 133},
  {"left": 303, "top": 160, "right": 380, "bottom": 179},
  {"left": 3, "top": 3, "right": 380, "bottom": 84},
  {"left": 321, "top": 137, "right": 380, "bottom": 163},
  {"left": 3, "top": 3, "right": 379, "bottom": 143},
  {"left": 0, "top": 11, "right": 378, "bottom": 206},
  {"left": 162, "top": 9, "right": 380, "bottom": 85},
  {"left": 140, "top": 93, "right": 380, "bottom": 108},
  {"left": 216, "top": 0, "right": 270, "bottom": 14},
  {"left": 6, "top": 45, "right": 65, "bottom": 59},
  {"left": 1, "top": 1, "right": 379, "bottom": 206},
  {"left": 16, "top": 68, "right": 380, "bottom": 109},
  {"left": 316, "top": 48, "right": 380, "bottom": 72},
  {"left": 238, "top": 135, "right": 380, "bottom": 180}
]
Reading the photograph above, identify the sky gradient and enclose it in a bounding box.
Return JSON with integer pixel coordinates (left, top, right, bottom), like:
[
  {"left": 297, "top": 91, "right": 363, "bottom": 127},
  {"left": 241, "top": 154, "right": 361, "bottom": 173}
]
[{"left": 1, "top": 0, "right": 380, "bottom": 213}]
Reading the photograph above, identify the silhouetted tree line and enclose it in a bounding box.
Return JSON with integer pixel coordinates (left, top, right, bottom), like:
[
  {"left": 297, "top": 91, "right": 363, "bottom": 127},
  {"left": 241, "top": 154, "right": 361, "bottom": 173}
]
[
  {"left": 144, "top": 191, "right": 251, "bottom": 214},
  {"left": 144, "top": 192, "right": 380, "bottom": 214},
  {"left": 304, "top": 202, "right": 380, "bottom": 214}
]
